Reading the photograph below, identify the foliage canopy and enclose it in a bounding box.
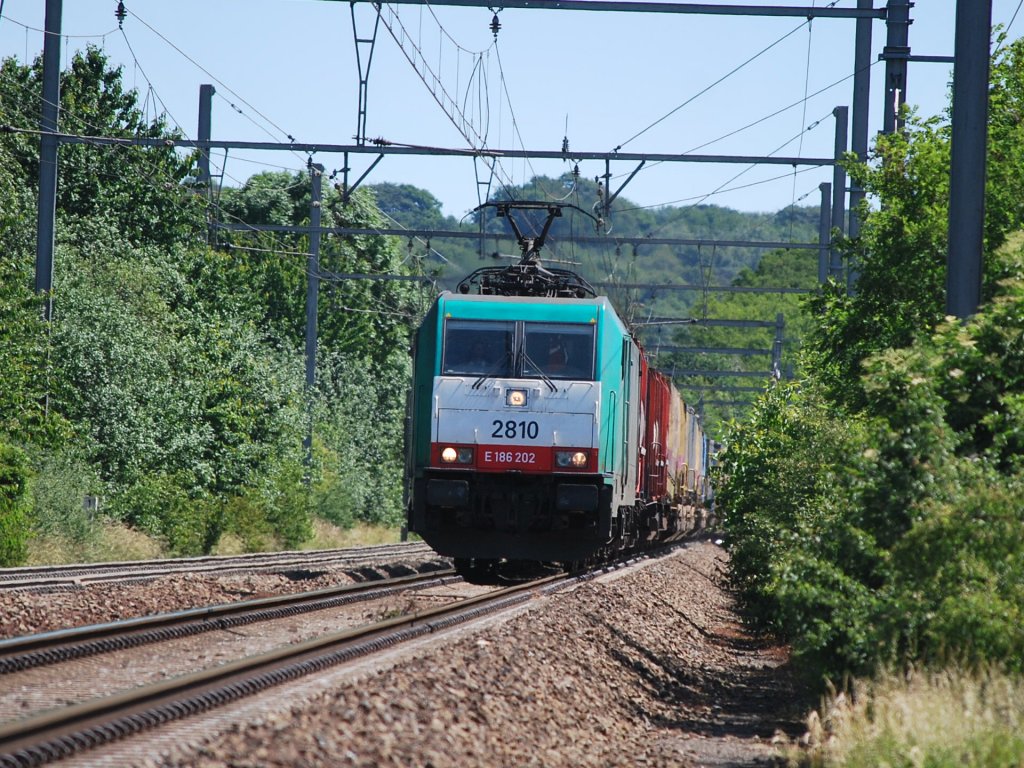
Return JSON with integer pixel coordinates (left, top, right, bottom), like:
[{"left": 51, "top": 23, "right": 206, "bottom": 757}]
[{"left": 715, "top": 35, "right": 1024, "bottom": 680}]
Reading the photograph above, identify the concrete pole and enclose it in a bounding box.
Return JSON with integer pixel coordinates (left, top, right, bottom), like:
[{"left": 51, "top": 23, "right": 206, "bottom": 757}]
[
  {"left": 35, "top": 0, "right": 62, "bottom": 321},
  {"left": 946, "top": 0, "right": 991, "bottom": 318}
]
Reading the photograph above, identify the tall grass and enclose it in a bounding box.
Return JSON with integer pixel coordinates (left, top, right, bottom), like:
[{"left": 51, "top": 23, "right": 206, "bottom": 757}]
[
  {"left": 797, "top": 667, "right": 1024, "bottom": 767},
  {"left": 301, "top": 518, "right": 405, "bottom": 550},
  {"left": 24, "top": 515, "right": 407, "bottom": 565},
  {"left": 28, "top": 520, "right": 164, "bottom": 565}
]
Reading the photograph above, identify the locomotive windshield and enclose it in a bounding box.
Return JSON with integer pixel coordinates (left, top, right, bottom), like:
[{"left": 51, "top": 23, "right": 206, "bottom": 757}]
[
  {"left": 442, "top": 319, "right": 594, "bottom": 380},
  {"left": 523, "top": 323, "right": 595, "bottom": 380},
  {"left": 442, "top": 320, "right": 514, "bottom": 376}
]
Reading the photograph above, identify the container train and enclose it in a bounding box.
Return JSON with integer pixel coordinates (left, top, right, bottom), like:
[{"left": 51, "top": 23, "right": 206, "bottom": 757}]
[{"left": 404, "top": 202, "right": 711, "bottom": 577}]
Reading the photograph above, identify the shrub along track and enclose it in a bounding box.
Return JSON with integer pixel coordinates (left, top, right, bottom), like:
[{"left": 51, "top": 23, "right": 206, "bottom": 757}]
[{"left": 0, "top": 566, "right": 591, "bottom": 767}]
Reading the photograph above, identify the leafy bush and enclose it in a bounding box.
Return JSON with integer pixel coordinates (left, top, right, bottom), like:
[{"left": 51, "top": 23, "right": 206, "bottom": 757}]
[
  {"left": 717, "top": 36, "right": 1024, "bottom": 684},
  {"left": 886, "top": 460, "right": 1024, "bottom": 672},
  {"left": 0, "top": 442, "right": 31, "bottom": 566},
  {"left": 311, "top": 350, "right": 410, "bottom": 529},
  {"left": 108, "top": 474, "right": 220, "bottom": 556},
  {"left": 720, "top": 268, "right": 1024, "bottom": 679},
  {"left": 28, "top": 447, "right": 102, "bottom": 546},
  {"left": 716, "top": 383, "right": 886, "bottom": 675}
]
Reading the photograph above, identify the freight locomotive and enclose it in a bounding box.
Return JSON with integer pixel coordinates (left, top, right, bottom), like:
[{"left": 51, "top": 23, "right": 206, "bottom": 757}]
[{"left": 404, "top": 202, "right": 710, "bottom": 577}]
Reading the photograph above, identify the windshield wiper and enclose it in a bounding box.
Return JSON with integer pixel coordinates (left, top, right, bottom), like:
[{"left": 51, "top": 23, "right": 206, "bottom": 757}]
[
  {"left": 472, "top": 349, "right": 513, "bottom": 389},
  {"left": 520, "top": 349, "right": 558, "bottom": 393}
]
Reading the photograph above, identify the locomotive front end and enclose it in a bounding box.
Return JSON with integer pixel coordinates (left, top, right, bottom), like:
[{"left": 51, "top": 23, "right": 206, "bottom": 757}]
[{"left": 407, "top": 295, "right": 614, "bottom": 562}]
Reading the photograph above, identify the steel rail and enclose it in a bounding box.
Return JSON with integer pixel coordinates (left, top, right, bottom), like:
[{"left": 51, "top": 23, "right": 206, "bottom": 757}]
[
  {"left": 0, "top": 570, "right": 458, "bottom": 675},
  {"left": 0, "top": 571, "right": 575, "bottom": 766},
  {"left": 0, "top": 542, "right": 436, "bottom": 590}
]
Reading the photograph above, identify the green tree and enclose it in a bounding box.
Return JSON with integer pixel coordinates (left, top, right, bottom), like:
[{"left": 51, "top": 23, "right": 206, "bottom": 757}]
[
  {"left": 0, "top": 141, "right": 53, "bottom": 443},
  {"left": 1, "top": 48, "right": 204, "bottom": 249},
  {"left": 715, "top": 35, "right": 1024, "bottom": 680},
  {"left": 804, "top": 35, "right": 1024, "bottom": 409}
]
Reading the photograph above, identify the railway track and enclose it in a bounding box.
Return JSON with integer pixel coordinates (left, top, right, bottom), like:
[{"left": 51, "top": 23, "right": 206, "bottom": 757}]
[
  {"left": 0, "top": 569, "right": 459, "bottom": 676},
  {"left": 0, "top": 542, "right": 439, "bottom": 591},
  {"left": 0, "top": 551, "right": 661, "bottom": 767}
]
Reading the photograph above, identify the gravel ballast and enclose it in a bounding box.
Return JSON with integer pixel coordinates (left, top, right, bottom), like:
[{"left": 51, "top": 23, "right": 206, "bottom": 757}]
[
  {"left": 153, "top": 539, "right": 808, "bottom": 767},
  {"left": 0, "top": 558, "right": 449, "bottom": 640}
]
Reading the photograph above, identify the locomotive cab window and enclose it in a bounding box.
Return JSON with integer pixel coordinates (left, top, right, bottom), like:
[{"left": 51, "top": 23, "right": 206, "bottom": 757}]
[
  {"left": 523, "top": 323, "right": 595, "bottom": 380},
  {"left": 442, "top": 320, "right": 514, "bottom": 376}
]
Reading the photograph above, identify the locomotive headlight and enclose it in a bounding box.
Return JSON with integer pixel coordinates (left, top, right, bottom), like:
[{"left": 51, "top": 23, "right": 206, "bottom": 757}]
[
  {"left": 555, "top": 450, "right": 588, "bottom": 468},
  {"left": 441, "top": 446, "right": 474, "bottom": 464},
  {"left": 506, "top": 388, "right": 528, "bottom": 407}
]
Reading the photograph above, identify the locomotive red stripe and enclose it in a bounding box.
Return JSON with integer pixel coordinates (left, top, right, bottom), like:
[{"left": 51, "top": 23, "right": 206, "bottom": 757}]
[{"left": 430, "top": 444, "right": 597, "bottom": 473}]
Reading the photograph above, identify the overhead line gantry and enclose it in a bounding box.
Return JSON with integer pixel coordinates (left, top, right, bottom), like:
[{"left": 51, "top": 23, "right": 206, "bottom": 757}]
[{"left": 340, "top": 1, "right": 884, "bottom": 20}]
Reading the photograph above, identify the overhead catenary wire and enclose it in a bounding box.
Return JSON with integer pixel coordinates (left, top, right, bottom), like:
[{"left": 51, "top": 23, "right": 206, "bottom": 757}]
[
  {"left": 0, "top": 67, "right": 210, "bottom": 220},
  {"left": 995, "top": 0, "right": 1024, "bottom": 55},
  {"left": 492, "top": 38, "right": 561, "bottom": 209},
  {"left": 1, "top": 67, "right": 333, "bottom": 259},
  {"left": 1009, "top": 0, "right": 1024, "bottom": 34},
  {"left": 617, "top": 110, "right": 833, "bottom": 214},
  {"left": 7, "top": 5, "right": 311, "bottom": 189},
  {"left": 0, "top": 10, "right": 118, "bottom": 39},
  {"left": 608, "top": 41, "right": 885, "bottom": 191},
  {"left": 118, "top": 8, "right": 311, "bottom": 181},
  {"left": 612, "top": 0, "right": 843, "bottom": 153},
  {"left": 121, "top": 5, "right": 303, "bottom": 154},
  {"left": 117, "top": 28, "right": 187, "bottom": 149},
  {"left": 376, "top": 3, "right": 521, "bottom": 204},
  {"left": 17, "top": 0, "right": 1009, "bottom": 270},
  {"left": 4, "top": 6, "right": 455, "bottom": 276}
]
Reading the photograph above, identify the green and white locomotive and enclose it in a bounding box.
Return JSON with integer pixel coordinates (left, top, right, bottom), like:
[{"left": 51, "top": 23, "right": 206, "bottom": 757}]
[{"left": 404, "top": 203, "right": 709, "bottom": 576}]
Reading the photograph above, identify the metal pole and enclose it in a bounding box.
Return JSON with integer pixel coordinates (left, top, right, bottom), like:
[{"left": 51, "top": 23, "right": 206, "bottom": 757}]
[
  {"left": 35, "top": 0, "right": 62, "bottom": 321},
  {"left": 197, "top": 84, "right": 215, "bottom": 189},
  {"left": 946, "top": 0, "right": 991, "bottom": 318},
  {"left": 303, "top": 164, "right": 325, "bottom": 477},
  {"left": 772, "top": 313, "right": 784, "bottom": 379},
  {"left": 882, "top": 0, "right": 911, "bottom": 134},
  {"left": 351, "top": 3, "right": 381, "bottom": 146},
  {"left": 818, "top": 182, "right": 832, "bottom": 284},
  {"left": 848, "top": 0, "right": 873, "bottom": 243},
  {"left": 830, "top": 107, "right": 848, "bottom": 236},
  {"left": 831, "top": 107, "right": 848, "bottom": 279},
  {"left": 602, "top": 159, "right": 612, "bottom": 221}
]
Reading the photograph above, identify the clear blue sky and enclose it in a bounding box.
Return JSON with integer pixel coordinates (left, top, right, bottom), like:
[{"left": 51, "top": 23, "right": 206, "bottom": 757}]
[{"left": 1, "top": 1, "right": 1021, "bottom": 221}]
